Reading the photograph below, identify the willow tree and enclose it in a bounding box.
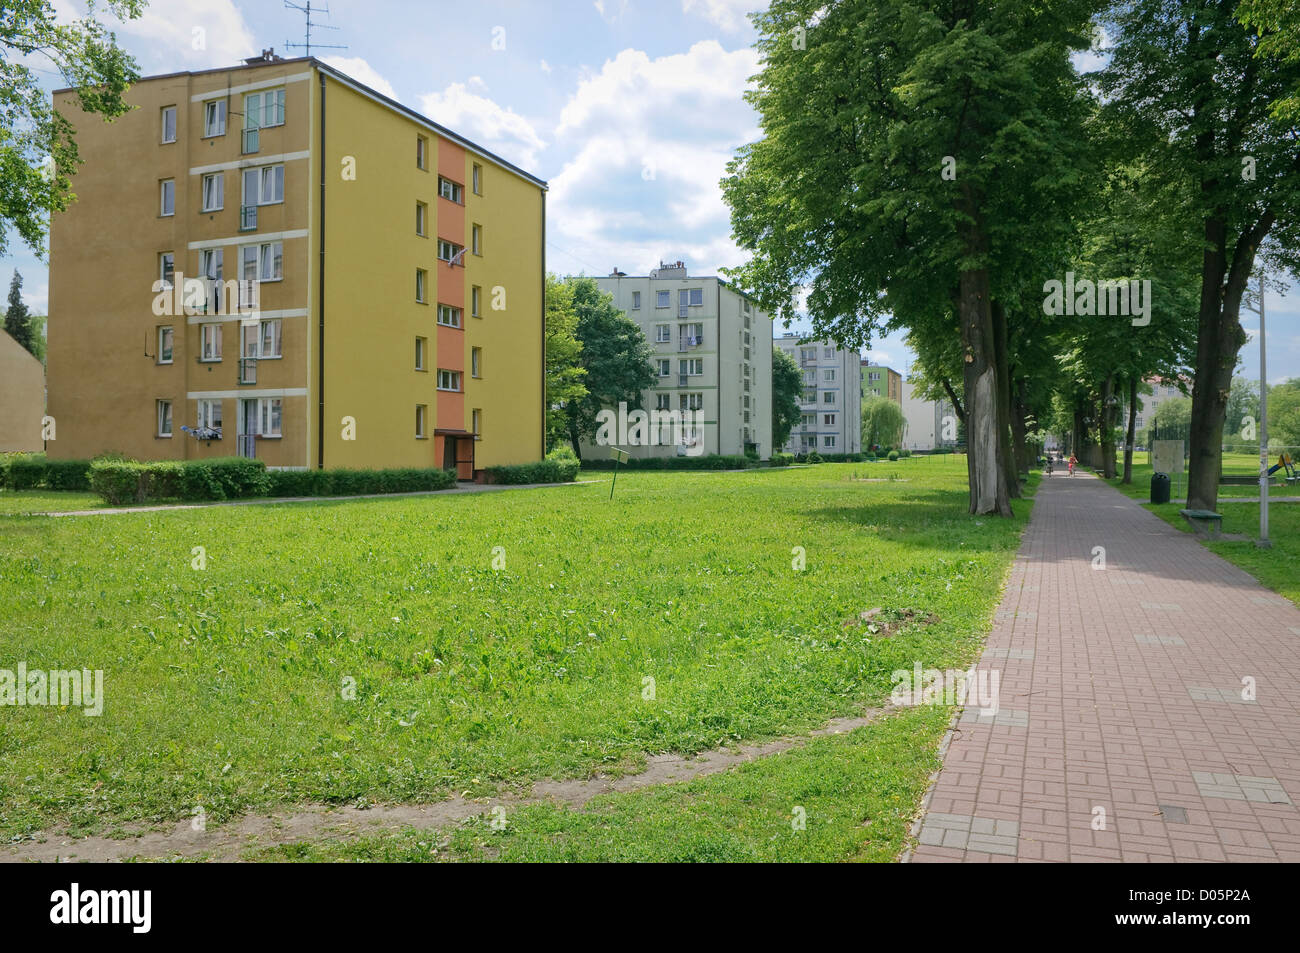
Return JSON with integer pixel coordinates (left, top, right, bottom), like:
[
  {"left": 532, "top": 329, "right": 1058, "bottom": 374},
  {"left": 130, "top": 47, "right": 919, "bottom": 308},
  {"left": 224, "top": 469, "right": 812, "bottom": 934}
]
[{"left": 722, "top": 0, "right": 1098, "bottom": 515}]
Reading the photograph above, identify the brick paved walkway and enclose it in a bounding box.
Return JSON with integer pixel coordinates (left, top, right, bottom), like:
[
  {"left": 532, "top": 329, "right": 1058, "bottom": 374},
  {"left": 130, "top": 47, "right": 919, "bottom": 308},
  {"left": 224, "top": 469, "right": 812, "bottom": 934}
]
[{"left": 910, "top": 471, "right": 1300, "bottom": 862}]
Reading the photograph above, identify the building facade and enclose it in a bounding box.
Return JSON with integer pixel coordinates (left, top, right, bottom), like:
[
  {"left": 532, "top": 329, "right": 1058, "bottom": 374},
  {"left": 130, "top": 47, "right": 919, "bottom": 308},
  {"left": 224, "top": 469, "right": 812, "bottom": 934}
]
[
  {"left": 775, "top": 334, "right": 862, "bottom": 455},
  {"left": 0, "top": 330, "right": 45, "bottom": 452},
  {"left": 590, "top": 262, "right": 773, "bottom": 459},
  {"left": 901, "top": 377, "right": 958, "bottom": 452},
  {"left": 861, "top": 361, "right": 902, "bottom": 403},
  {"left": 48, "top": 54, "right": 545, "bottom": 477}
]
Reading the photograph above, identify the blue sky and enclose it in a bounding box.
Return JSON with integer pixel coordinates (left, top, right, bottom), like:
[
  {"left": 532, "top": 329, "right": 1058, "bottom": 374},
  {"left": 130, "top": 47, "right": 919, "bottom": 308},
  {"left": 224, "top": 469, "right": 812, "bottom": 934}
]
[{"left": 5, "top": 0, "right": 1299, "bottom": 383}]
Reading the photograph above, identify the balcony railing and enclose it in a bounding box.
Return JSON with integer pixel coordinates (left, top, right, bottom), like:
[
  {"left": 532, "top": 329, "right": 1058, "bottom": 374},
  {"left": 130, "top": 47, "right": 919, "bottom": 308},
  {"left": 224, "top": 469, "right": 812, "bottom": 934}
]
[
  {"left": 240, "top": 205, "right": 258, "bottom": 230},
  {"left": 238, "top": 357, "right": 258, "bottom": 385},
  {"left": 237, "top": 434, "right": 256, "bottom": 459}
]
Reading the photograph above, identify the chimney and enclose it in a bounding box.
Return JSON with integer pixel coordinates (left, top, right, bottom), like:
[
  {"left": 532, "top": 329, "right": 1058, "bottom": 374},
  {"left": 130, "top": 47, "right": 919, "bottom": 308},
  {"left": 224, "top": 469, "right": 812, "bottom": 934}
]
[{"left": 244, "top": 48, "right": 282, "bottom": 65}]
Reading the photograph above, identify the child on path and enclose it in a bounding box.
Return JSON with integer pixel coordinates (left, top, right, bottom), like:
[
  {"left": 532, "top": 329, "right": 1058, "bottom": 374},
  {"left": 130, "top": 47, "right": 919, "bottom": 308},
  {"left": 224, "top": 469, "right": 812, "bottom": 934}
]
[{"left": 1068, "top": 453, "right": 1077, "bottom": 476}]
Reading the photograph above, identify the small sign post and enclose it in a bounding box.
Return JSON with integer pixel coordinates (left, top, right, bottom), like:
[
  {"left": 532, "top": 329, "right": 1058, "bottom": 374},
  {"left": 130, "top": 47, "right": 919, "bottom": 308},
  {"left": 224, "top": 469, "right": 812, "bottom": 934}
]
[{"left": 609, "top": 447, "right": 629, "bottom": 500}]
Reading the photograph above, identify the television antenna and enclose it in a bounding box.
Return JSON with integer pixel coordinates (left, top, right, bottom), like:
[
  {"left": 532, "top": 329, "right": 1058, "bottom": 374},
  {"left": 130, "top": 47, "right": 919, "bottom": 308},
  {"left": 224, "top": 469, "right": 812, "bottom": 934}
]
[{"left": 284, "top": 1, "right": 347, "bottom": 57}]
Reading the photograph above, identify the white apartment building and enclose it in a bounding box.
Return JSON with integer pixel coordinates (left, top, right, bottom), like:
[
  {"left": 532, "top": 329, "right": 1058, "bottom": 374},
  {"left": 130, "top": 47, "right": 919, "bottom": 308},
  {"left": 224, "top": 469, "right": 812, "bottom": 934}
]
[
  {"left": 901, "top": 377, "right": 958, "bottom": 452},
  {"left": 774, "top": 334, "right": 862, "bottom": 455},
  {"left": 591, "top": 261, "right": 774, "bottom": 459}
]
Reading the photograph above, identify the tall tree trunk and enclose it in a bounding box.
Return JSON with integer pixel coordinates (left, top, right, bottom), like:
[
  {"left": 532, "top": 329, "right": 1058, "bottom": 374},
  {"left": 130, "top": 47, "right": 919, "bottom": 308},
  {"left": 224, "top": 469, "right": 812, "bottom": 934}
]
[
  {"left": 991, "top": 301, "right": 1020, "bottom": 497},
  {"left": 959, "top": 269, "right": 1011, "bottom": 516},
  {"left": 1100, "top": 373, "right": 1117, "bottom": 479},
  {"left": 1122, "top": 376, "right": 1137, "bottom": 484},
  {"left": 568, "top": 418, "right": 584, "bottom": 462}
]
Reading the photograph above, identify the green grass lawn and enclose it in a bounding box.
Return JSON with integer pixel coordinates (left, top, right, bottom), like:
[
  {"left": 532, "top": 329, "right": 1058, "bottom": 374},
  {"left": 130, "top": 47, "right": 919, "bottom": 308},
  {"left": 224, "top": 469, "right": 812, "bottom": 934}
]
[
  {"left": 0, "top": 489, "right": 105, "bottom": 515},
  {"left": 0, "top": 457, "right": 1032, "bottom": 856}
]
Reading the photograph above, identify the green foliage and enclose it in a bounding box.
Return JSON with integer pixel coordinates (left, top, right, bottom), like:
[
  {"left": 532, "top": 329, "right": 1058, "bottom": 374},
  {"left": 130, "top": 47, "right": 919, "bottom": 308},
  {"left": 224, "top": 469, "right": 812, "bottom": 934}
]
[
  {"left": 563, "top": 277, "right": 656, "bottom": 455},
  {"left": 888, "top": 450, "right": 901, "bottom": 462},
  {"left": 805, "top": 450, "right": 823, "bottom": 465},
  {"left": 861, "top": 396, "right": 906, "bottom": 450},
  {"left": 771, "top": 348, "right": 802, "bottom": 449},
  {"left": 0, "top": 453, "right": 90, "bottom": 490},
  {"left": 4, "top": 270, "right": 35, "bottom": 355},
  {"left": 1238, "top": 0, "right": 1300, "bottom": 122},
  {"left": 485, "top": 447, "right": 580, "bottom": 485},
  {"left": 544, "top": 274, "right": 587, "bottom": 451},
  {"left": 0, "top": 0, "right": 144, "bottom": 257},
  {"left": 265, "top": 467, "right": 458, "bottom": 497},
  {"left": 769, "top": 452, "right": 795, "bottom": 467},
  {"left": 580, "top": 454, "right": 756, "bottom": 471}
]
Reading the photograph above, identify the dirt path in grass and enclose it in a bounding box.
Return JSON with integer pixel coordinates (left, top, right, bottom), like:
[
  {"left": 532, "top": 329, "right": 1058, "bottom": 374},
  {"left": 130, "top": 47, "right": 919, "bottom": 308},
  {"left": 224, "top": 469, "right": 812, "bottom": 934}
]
[{"left": 1, "top": 707, "right": 892, "bottom": 863}]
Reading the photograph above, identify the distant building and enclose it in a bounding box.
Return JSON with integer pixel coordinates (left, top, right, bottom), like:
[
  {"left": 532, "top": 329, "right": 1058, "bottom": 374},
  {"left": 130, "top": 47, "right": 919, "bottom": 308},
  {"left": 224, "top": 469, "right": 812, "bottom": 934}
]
[
  {"left": 901, "top": 377, "right": 957, "bottom": 452},
  {"left": 861, "top": 361, "right": 902, "bottom": 403},
  {"left": 774, "top": 334, "right": 862, "bottom": 455},
  {"left": 591, "top": 261, "right": 774, "bottom": 459},
  {"left": 0, "top": 329, "right": 45, "bottom": 451}
]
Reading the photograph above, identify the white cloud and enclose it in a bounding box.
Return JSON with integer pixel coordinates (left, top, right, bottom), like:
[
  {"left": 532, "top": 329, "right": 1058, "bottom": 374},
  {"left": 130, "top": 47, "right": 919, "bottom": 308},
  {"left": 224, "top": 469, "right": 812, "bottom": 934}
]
[
  {"left": 323, "top": 57, "right": 397, "bottom": 101},
  {"left": 44, "top": 0, "right": 254, "bottom": 72},
  {"left": 546, "top": 41, "right": 760, "bottom": 277},
  {"left": 418, "top": 84, "right": 546, "bottom": 170},
  {"left": 682, "top": 0, "right": 765, "bottom": 33},
  {"left": 594, "top": 0, "right": 630, "bottom": 24},
  {"left": 540, "top": 59, "right": 553, "bottom": 74}
]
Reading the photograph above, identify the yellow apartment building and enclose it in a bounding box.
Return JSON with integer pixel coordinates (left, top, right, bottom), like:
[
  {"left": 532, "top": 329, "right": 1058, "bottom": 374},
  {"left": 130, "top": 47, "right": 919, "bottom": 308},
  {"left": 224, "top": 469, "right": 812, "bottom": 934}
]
[{"left": 47, "top": 53, "right": 545, "bottom": 478}]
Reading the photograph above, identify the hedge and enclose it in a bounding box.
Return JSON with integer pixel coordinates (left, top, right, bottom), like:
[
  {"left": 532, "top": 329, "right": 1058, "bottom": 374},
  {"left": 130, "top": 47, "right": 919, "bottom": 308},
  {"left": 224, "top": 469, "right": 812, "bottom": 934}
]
[
  {"left": 265, "top": 467, "right": 457, "bottom": 497},
  {"left": 485, "top": 458, "right": 580, "bottom": 485},
  {"left": 0, "top": 453, "right": 92, "bottom": 491},
  {"left": 579, "top": 453, "right": 757, "bottom": 471},
  {"left": 769, "top": 452, "right": 796, "bottom": 467},
  {"left": 90, "top": 457, "right": 270, "bottom": 505}
]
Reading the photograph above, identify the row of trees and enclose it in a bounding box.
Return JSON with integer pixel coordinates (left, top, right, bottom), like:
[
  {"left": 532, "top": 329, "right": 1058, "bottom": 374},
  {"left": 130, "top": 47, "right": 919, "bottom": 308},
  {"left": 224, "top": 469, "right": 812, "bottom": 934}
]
[{"left": 723, "top": 0, "right": 1300, "bottom": 514}]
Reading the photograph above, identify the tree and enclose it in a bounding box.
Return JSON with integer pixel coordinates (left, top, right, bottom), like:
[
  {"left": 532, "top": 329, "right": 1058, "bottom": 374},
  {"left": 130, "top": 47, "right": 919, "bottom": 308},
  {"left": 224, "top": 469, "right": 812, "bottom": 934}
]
[
  {"left": 1, "top": 0, "right": 144, "bottom": 257},
  {"left": 4, "top": 270, "right": 35, "bottom": 355},
  {"left": 563, "top": 278, "right": 656, "bottom": 459},
  {"left": 723, "top": 0, "right": 1098, "bottom": 515},
  {"left": 862, "top": 396, "right": 906, "bottom": 450},
  {"left": 1100, "top": 1, "right": 1300, "bottom": 511},
  {"left": 771, "top": 348, "right": 802, "bottom": 449},
  {"left": 544, "top": 274, "right": 586, "bottom": 451},
  {"left": 1238, "top": 0, "right": 1300, "bottom": 122},
  {"left": 1267, "top": 379, "right": 1300, "bottom": 449},
  {"left": 1224, "top": 376, "right": 1261, "bottom": 450}
]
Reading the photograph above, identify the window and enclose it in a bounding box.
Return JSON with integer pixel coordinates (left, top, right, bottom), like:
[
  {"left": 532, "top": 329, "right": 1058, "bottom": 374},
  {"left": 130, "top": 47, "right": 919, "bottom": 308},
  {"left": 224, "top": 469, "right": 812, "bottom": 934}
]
[
  {"left": 680, "top": 358, "right": 703, "bottom": 376},
  {"left": 471, "top": 223, "right": 482, "bottom": 255},
  {"left": 416, "top": 202, "right": 427, "bottom": 236},
  {"left": 259, "top": 398, "right": 282, "bottom": 437},
  {"left": 824, "top": 347, "right": 835, "bottom": 358},
  {"left": 438, "top": 239, "right": 464, "bottom": 264},
  {"left": 472, "top": 408, "right": 482, "bottom": 439},
  {"left": 260, "top": 319, "right": 282, "bottom": 358},
  {"left": 437, "top": 369, "right": 462, "bottom": 391},
  {"left": 656, "top": 393, "right": 671, "bottom": 411},
  {"left": 157, "top": 326, "right": 174, "bottom": 364},
  {"left": 156, "top": 400, "right": 173, "bottom": 437},
  {"left": 823, "top": 368, "right": 836, "bottom": 381},
  {"left": 823, "top": 435, "right": 836, "bottom": 448},
  {"left": 161, "top": 106, "right": 177, "bottom": 143},
  {"left": 632, "top": 291, "right": 641, "bottom": 310},
  {"left": 200, "top": 323, "right": 223, "bottom": 361},
  {"left": 688, "top": 288, "right": 704, "bottom": 306},
  {"left": 437, "top": 304, "right": 463, "bottom": 328},
  {"left": 200, "top": 248, "right": 223, "bottom": 280},
  {"left": 159, "top": 252, "right": 175, "bottom": 287},
  {"left": 679, "top": 392, "right": 703, "bottom": 411},
  {"left": 803, "top": 371, "right": 815, "bottom": 385},
  {"left": 803, "top": 388, "right": 816, "bottom": 403},
  {"left": 438, "top": 177, "right": 463, "bottom": 203},
  {"left": 823, "top": 391, "right": 835, "bottom": 404},
  {"left": 241, "top": 242, "right": 282, "bottom": 281},
  {"left": 416, "top": 269, "right": 428, "bottom": 303},
  {"left": 244, "top": 88, "right": 285, "bottom": 130},
  {"left": 160, "top": 179, "right": 175, "bottom": 216},
  {"left": 415, "top": 336, "right": 427, "bottom": 371},
  {"left": 824, "top": 414, "right": 836, "bottom": 426},
  {"left": 472, "top": 163, "right": 482, "bottom": 194},
  {"left": 801, "top": 348, "right": 815, "bottom": 362},
  {"left": 656, "top": 290, "right": 670, "bottom": 308},
  {"left": 243, "top": 165, "right": 284, "bottom": 206},
  {"left": 416, "top": 404, "right": 428, "bottom": 438},
  {"left": 201, "top": 172, "right": 224, "bottom": 211},
  {"left": 471, "top": 285, "right": 481, "bottom": 317},
  {"left": 197, "top": 398, "right": 222, "bottom": 431},
  {"left": 657, "top": 359, "right": 671, "bottom": 377},
  {"left": 203, "top": 99, "right": 226, "bottom": 137},
  {"left": 417, "top": 135, "right": 428, "bottom": 170},
  {"left": 656, "top": 324, "right": 671, "bottom": 343},
  {"left": 471, "top": 346, "right": 482, "bottom": 378}
]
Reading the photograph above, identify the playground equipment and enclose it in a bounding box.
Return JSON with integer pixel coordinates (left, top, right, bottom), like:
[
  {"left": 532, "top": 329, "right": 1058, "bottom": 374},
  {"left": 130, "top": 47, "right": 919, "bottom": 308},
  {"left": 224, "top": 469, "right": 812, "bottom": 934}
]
[{"left": 1266, "top": 452, "right": 1298, "bottom": 484}]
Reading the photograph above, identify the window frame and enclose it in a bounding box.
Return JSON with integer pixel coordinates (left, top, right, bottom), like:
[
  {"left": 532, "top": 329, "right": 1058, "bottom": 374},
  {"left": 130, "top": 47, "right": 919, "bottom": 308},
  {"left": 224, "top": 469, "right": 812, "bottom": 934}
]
[
  {"left": 161, "top": 105, "right": 177, "bottom": 144},
  {"left": 436, "top": 369, "right": 462, "bottom": 392},
  {"left": 160, "top": 179, "right": 175, "bottom": 216},
  {"left": 156, "top": 399, "right": 173, "bottom": 437},
  {"left": 437, "top": 304, "right": 463, "bottom": 328},
  {"left": 415, "top": 336, "right": 427, "bottom": 371},
  {"left": 157, "top": 326, "right": 174, "bottom": 364},
  {"left": 196, "top": 397, "right": 223, "bottom": 431},
  {"left": 201, "top": 172, "right": 224, "bottom": 212},
  {"left": 416, "top": 268, "right": 428, "bottom": 303},
  {"left": 202, "top": 99, "right": 227, "bottom": 138},
  {"left": 471, "top": 346, "right": 482, "bottom": 378},
  {"left": 438, "top": 176, "right": 464, "bottom": 204},
  {"left": 199, "top": 323, "right": 223, "bottom": 362}
]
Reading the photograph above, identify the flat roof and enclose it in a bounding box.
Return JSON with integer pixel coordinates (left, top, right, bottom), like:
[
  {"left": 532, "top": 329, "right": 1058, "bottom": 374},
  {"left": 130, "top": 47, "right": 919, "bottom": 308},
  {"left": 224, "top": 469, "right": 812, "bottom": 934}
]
[{"left": 56, "top": 56, "right": 547, "bottom": 190}]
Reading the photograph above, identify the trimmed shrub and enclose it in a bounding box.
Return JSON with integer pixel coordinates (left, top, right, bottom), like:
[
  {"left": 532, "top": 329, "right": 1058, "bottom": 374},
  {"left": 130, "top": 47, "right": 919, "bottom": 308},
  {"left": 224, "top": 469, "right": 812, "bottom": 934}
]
[
  {"left": 770, "top": 453, "right": 795, "bottom": 467},
  {"left": 580, "top": 453, "right": 755, "bottom": 471},
  {"left": 486, "top": 448, "right": 580, "bottom": 485},
  {"left": 265, "top": 467, "right": 458, "bottom": 498},
  {"left": 6, "top": 453, "right": 48, "bottom": 490},
  {"left": 805, "top": 450, "right": 823, "bottom": 464},
  {"left": 45, "top": 460, "right": 92, "bottom": 490},
  {"left": 887, "top": 450, "right": 900, "bottom": 461},
  {"left": 899, "top": 448, "right": 911, "bottom": 458}
]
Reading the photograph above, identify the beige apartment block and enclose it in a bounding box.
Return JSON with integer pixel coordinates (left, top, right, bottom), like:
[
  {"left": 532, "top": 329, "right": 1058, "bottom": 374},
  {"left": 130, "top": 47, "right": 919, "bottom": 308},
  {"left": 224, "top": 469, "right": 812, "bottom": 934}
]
[{"left": 0, "top": 330, "right": 45, "bottom": 451}]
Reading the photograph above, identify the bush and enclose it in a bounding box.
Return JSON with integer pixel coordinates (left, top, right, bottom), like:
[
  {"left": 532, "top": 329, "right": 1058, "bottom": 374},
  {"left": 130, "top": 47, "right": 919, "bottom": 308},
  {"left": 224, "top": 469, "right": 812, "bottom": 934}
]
[
  {"left": 805, "top": 450, "right": 823, "bottom": 464},
  {"left": 579, "top": 453, "right": 755, "bottom": 471},
  {"left": 6, "top": 453, "right": 48, "bottom": 490},
  {"left": 899, "top": 448, "right": 911, "bottom": 458},
  {"left": 265, "top": 467, "right": 458, "bottom": 497},
  {"left": 888, "top": 450, "right": 900, "bottom": 461},
  {"left": 0, "top": 453, "right": 92, "bottom": 491},
  {"left": 486, "top": 449, "right": 580, "bottom": 485},
  {"left": 770, "top": 453, "right": 795, "bottom": 467}
]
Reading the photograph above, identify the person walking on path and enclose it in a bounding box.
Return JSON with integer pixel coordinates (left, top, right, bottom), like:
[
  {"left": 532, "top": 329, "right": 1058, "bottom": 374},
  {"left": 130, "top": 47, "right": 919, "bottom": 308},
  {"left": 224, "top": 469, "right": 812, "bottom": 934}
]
[{"left": 1067, "top": 453, "right": 1077, "bottom": 476}]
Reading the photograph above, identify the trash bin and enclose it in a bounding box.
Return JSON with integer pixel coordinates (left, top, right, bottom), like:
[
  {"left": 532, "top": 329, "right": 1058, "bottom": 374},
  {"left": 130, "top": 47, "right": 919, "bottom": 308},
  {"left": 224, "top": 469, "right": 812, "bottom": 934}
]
[{"left": 1150, "top": 471, "right": 1170, "bottom": 504}]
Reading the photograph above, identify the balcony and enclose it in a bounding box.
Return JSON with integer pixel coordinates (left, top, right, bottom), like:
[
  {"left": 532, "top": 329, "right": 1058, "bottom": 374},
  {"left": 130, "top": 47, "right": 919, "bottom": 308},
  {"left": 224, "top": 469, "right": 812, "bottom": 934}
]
[
  {"left": 242, "top": 127, "right": 259, "bottom": 155},
  {"left": 238, "top": 357, "right": 258, "bottom": 385},
  {"left": 240, "top": 205, "right": 258, "bottom": 231}
]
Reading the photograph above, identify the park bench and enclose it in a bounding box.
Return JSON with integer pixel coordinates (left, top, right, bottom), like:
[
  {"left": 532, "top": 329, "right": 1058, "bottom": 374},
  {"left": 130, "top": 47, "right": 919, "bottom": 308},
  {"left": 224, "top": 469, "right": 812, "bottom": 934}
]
[{"left": 1179, "top": 509, "right": 1222, "bottom": 538}]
